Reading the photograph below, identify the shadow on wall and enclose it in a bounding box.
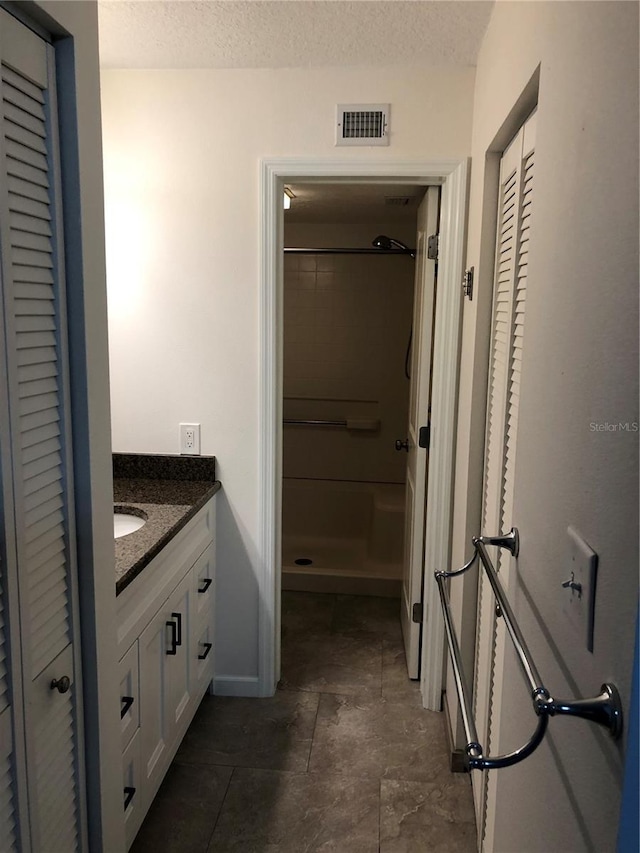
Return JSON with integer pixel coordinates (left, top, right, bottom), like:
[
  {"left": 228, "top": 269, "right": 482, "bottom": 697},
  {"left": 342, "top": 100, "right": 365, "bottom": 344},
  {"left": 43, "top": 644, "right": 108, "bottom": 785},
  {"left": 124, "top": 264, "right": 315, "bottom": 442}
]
[{"left": 213, "top": 487, "right": 262, "bottom": 688}]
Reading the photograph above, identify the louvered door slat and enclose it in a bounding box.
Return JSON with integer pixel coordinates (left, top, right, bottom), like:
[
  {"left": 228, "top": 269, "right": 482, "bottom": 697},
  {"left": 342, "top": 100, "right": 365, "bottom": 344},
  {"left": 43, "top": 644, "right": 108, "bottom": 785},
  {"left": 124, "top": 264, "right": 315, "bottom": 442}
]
[
  {"left": 6, "top": 157, "right": 48, "bottom": 190},
  {"left": 14, "top": 328, "right": 55, "bottom": 349},
  {"left": 30, "top": 584, "right": 68, "bottom": 629},
  {"left": 28, "top": 547, "right": 65, "bottom": 592},
  {"left": 12, "top": 246, "right": 54, "bottom": 269},
  {"left": 11, "top": 230, "right": 51, "bottom": 254},
  {"left": 15, "top": 306, "right": 55, "bottom": 326},
  {"left": 25, "top": 507, "right": 64, "bottom": 546},
  {"left": 32, "top": 620, "right": 69, "bottom": 677},
  {"left": 29, "top": 561, "right": 66, "bottom": 612},
  {"left": 22, "top": 422, "right": 60, "bottom": 453},
  {"left": 3, "top": 87, "right": 46, "bottom": 122},
  {"left": 2, "top": 119, "right": 47, "bottom": 156},
  {"left": 17, "top": 344, "right": 57, "bottom": 367},
  {"left": 25, "top": 521, "right": 65, "bottom": 564},
  {"left": 19, "top": 379, "right": 58, "bottom": 403},
  {"left": 0, "top": 710, "right": 18, "bottom": 852},
  {"left": 21, "top": 407, "right": 59, "bottom": 435},
  {"left": 10, "top": 209, "right": 52, "bottom": 236},
  {"left": 0, "top": 591, "right": 8, "bottom": 714},
  {"left": 14, "top": 266, "right": 54, "bottom": 287},
  {"left": 22, "top": 434, "right": 61, "bottom": 465},
  {"left": 18, "top": 360, "right": 57, "bottom": 382},
  {"left": 18, "top": 391, "right": 58, "bottom": 417},
  {"left": 8, "top": 176, "right": 49, "bottom": 205}
]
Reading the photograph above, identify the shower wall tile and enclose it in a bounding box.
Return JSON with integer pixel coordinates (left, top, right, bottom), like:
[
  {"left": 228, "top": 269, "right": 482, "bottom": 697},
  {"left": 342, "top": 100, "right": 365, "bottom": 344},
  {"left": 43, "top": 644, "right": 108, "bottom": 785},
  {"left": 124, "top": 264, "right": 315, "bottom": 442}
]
[{"left": 283, "top": 230, "right": 414, "bottom": 485}]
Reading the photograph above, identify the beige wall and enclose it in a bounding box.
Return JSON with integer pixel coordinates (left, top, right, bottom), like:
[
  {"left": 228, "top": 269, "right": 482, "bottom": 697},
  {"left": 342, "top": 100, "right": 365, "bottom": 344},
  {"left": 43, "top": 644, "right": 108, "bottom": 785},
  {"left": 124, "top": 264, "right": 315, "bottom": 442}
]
[
  {"left": 449, "top": 2, "right": 638, "bottom": 850},
  {"left": 101, "top": 65, "right": 475, "bottom": 683},
  {"left": 283, "top": 222, "right": 415, "bottom": 484}
]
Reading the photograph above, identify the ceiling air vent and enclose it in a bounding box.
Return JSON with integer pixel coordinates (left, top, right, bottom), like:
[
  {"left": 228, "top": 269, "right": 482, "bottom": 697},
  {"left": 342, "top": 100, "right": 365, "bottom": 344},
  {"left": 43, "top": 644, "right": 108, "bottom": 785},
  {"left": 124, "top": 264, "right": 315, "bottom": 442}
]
[{"left": 336, "top": 103, "right": 390, "bottom": 147}]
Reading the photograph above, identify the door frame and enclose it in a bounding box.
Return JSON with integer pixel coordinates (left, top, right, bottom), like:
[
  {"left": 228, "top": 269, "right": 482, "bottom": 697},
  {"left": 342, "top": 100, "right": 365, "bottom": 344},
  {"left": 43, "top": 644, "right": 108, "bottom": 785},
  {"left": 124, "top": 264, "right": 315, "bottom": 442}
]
[{"left": 258, "top": 158, "right": 468, "bottom": 707}]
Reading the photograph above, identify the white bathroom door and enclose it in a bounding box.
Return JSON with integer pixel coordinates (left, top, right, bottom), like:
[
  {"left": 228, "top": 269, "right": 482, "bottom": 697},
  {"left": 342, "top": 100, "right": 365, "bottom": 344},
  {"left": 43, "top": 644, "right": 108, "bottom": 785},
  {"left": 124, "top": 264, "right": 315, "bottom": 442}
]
[{"left": 400, "top": 186, "right": 439, "bottom": 678}]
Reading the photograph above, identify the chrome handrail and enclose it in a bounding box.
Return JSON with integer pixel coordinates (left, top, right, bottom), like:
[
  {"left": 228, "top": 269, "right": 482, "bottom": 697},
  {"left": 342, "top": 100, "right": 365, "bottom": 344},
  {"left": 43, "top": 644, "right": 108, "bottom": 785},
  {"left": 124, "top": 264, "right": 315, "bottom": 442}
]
[
  {"left": 283, "top": 418, "right": 347, "bottom": 427},
  {"left": 435, "top": 528, "right": 623, "bottom": 772}
]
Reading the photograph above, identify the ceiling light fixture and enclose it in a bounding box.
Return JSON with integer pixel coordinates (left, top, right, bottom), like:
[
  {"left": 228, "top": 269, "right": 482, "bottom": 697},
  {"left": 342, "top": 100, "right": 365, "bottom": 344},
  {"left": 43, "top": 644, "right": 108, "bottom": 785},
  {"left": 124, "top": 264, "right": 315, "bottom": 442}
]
[{"left": 284, "top": 186, "right": 295, "bottom": 210}]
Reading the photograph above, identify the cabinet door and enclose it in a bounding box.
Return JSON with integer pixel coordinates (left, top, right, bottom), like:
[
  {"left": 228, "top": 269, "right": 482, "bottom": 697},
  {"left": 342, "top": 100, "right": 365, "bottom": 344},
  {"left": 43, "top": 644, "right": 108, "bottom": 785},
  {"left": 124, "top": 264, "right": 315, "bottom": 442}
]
[
  {"left": 193, "top": 619, "right": 214, "bottom": 698},
  {"left": 164, "top": 571, "right": 195, "bottom": 739},
  {"left": 122, "top": 728, "right": 143, "bottom": 849},
  {"left": 138, "top": 570, "right": 194, "bottom": 798},
  {"left": 192, "top": 546, "right": 214, "bottom": 623},
  {"left": 138, "top": 603, "right": 170, "bottom": 798},
  {"left": 119, "top": 641, "right": 139, "bottom": 751}
]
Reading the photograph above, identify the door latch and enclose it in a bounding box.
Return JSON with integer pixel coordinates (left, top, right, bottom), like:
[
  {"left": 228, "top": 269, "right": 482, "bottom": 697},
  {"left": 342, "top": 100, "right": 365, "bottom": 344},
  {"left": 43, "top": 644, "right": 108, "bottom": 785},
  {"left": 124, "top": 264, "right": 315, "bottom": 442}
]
[
  {"left": 418, "top": 424, "right": 430, "bottom": 449},
  {"left": 463, "top": 267, "right": 474, "bottom": 301},
  {"left": 412, "top": 602, "right": 422, "bottom": 623}
]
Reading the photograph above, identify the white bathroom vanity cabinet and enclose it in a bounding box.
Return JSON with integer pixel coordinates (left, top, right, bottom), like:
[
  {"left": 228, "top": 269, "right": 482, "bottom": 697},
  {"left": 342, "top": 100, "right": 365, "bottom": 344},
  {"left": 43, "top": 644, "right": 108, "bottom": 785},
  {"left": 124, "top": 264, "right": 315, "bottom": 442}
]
[{"left": 115, "top": 496, "right": 216, "bottom": 848}]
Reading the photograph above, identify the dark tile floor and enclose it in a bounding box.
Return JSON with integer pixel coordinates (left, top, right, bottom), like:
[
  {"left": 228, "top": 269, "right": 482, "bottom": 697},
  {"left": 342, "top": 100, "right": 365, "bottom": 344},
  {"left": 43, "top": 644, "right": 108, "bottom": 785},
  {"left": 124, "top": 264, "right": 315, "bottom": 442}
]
[{"left": 131, "top": 592, "right": 476, "bottom": 853}]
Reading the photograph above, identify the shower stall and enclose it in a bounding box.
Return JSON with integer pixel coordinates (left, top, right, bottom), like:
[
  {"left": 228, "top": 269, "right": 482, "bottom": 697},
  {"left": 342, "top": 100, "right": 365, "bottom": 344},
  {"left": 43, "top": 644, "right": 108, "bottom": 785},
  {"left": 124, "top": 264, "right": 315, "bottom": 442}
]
[{"left": 281, "top": 222, "right": 417, "bottom": 597}]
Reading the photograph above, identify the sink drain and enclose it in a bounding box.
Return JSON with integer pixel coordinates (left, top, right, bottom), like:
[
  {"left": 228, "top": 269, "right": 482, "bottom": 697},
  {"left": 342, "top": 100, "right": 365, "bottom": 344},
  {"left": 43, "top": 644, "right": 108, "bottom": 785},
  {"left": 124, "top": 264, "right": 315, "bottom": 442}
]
[{"left": 294, "top": 558, "right": 313, "bottom": 566}]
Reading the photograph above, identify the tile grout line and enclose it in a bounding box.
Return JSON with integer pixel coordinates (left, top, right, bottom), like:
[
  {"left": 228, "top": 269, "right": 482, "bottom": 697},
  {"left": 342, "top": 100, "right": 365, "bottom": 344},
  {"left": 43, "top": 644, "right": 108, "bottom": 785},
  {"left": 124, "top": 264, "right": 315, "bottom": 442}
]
[
  {"left": 204, "top": 764, "right": 236, "bottom": 852},
  {"left": 377, "top": 777, "right": 382, "bottom": 853},
  {"left": 305, "top": 689, "right": 323, "bottom": 774}
]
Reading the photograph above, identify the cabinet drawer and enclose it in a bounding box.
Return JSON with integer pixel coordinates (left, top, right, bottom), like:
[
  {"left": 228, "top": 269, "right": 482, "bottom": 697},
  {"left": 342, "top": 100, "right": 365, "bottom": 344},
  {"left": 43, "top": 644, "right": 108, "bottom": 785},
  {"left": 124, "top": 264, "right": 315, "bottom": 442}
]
[
  {"left": 119, "top": 641, "right": 139, "bottom": 751},
  {"left": 193, "top": 545, "right": 214, "bottom": 622},
  {"left": 194, "top": 620, "right": 214, "bottom": 696},
  {"left": 122, "top": 728, "right": 143, "bottom": 849}
]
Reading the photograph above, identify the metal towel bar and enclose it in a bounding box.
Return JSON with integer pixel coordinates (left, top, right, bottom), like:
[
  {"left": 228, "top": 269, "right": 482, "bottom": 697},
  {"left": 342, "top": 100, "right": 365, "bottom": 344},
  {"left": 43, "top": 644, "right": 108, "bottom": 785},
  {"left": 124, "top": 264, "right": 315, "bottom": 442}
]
[{"left": 435, "top": 528, "right": 623, "bottom": 772}]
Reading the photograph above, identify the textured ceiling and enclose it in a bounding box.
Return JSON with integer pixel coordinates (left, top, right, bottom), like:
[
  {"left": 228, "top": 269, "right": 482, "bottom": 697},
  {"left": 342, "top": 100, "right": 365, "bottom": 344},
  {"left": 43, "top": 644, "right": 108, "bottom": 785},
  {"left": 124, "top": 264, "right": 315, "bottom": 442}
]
[
  {"left": 285, "top": 182, "right": 428, "bottom": 223},
  {"left": 98, "top": 1, "right": 494, "bottom": 69}
]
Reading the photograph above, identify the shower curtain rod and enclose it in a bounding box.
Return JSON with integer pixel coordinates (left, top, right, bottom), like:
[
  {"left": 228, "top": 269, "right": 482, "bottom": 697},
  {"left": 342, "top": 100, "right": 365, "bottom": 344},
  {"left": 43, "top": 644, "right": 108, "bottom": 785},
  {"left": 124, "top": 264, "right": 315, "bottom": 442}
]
[{"left": 284, "top": 247, "right": 414, "bottom": 256}]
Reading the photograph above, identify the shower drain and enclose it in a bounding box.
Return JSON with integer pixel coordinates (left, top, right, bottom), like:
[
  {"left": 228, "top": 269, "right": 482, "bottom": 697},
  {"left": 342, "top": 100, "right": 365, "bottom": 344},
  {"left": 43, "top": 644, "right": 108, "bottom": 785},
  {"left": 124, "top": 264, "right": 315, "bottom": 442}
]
[{"left": 294, "top": 558, "right": 313, "bottom": 566}]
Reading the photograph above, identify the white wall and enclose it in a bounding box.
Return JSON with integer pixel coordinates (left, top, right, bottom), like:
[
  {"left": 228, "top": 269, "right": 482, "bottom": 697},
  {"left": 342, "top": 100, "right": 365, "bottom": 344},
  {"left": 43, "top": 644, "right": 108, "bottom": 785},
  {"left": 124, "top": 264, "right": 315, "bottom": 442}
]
[
  {"left": 101, "top": 65, "right": 475, "bottom": 684},
  {"left": 449, "top": 2, "right": 638, "bottom": 850}
]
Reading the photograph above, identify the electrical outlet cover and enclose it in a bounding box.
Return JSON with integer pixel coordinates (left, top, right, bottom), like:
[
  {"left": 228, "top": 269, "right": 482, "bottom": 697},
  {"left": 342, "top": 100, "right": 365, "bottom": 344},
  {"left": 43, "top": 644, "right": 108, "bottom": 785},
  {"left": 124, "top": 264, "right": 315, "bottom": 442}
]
[
  {"left": 179, "top": 423, "right": 201, "bottom": 455},
  {"left": 562, "top": 526, "right": 598, "bottom": 652}
]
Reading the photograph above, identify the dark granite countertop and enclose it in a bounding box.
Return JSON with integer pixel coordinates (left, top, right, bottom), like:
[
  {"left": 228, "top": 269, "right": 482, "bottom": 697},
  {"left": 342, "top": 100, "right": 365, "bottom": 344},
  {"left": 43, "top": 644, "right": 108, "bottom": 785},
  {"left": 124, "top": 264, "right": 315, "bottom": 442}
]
[{"left": 114, "top": 453, "right": 220, "bottom": 595}]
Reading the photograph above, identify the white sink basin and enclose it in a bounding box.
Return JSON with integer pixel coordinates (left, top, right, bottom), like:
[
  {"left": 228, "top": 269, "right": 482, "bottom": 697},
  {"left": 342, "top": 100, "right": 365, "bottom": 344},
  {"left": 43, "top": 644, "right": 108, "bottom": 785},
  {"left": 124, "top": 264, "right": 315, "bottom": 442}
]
[{"left": 114, "top": 509, "right": 147, "bottom": 539}]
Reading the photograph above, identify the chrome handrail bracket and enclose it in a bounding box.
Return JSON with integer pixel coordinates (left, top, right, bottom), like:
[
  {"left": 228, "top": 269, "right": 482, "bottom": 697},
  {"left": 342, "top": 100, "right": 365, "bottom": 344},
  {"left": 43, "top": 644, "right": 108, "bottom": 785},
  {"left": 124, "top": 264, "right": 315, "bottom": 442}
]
[
  {"left": 549, "top": 683, "right": 623, "bottom": 739},
  {"left": 476, "top": 526, "right": 520, "bottom": 557}
]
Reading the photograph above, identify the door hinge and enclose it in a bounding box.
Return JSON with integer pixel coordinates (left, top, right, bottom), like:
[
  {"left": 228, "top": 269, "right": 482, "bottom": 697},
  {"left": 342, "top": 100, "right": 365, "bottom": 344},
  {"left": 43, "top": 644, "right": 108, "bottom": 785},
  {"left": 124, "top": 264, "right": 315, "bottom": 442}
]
[
  {"left": 412, "top": 602, "right": 423, "bottom": 623},
  {"left": 427, "top": 233, "right": 439, "bottom": 261},
  {"left": 418, "top": 424, "right": 430, "bottom": 449}
]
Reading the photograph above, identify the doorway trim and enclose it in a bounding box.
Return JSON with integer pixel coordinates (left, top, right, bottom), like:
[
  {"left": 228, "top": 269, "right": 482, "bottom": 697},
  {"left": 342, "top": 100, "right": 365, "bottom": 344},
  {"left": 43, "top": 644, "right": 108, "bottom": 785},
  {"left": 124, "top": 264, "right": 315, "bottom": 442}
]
[{"left": 258, "top": 158, "right": 468, "bottom": 705}]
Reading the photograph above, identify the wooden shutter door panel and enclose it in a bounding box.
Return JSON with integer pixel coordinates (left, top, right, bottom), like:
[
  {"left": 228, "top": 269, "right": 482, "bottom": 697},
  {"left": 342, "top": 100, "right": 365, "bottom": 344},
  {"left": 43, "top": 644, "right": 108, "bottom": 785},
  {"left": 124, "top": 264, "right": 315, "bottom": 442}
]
[
  {"left": 0, "top": 10, "right": 86, "bottom": 850},
  {"left": 472, "top": 133, "right": 523, "bottom": 824},
  {"left": 473, "top": 111, "right": 537, "bottom": 850}
]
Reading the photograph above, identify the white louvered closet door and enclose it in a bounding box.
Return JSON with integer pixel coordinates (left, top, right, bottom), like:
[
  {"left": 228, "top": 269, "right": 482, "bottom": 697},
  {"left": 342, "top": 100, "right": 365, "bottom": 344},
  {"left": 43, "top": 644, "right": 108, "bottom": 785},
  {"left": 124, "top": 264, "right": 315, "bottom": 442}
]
[
  {"left": 472, "top": 111, "right": 537, "bottom": 850},
  {"left": 0, "top": 9, "right": 86, "bottom": 851}
]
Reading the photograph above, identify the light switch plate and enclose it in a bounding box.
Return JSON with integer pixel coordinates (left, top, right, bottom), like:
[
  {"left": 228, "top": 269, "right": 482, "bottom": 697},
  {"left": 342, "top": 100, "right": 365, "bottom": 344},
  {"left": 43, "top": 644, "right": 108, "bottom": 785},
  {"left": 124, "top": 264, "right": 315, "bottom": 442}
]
[{"left": 562, "top": 526, "right": 598, "bottom": 652}]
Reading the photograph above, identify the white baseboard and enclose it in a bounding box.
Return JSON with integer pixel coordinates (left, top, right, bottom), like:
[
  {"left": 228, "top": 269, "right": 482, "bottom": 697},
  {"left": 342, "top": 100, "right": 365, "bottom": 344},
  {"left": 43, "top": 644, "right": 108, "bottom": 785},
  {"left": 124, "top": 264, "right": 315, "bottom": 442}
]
[{"left": 213, "top": 675, "right": 261, "bottom": 697}]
